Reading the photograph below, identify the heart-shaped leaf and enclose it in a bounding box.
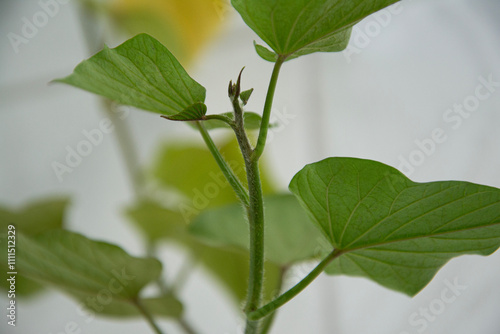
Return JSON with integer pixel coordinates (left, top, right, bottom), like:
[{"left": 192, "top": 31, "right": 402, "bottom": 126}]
[
  {"left": 56, "top": 33, "right": 206, "bottom": 116},
  {"left": 290, "top": 157, "right": 500, "bottom": 296},
  {"left": 232, "top": 0, "right": 399, "bottom": 61},
  {"left": 190, "top": 194, "right": 329, "bottom": 266}
]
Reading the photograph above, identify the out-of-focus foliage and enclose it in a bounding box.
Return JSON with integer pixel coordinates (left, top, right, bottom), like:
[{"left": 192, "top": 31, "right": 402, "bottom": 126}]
[{"left": 108, "top": 0, "right": 230, "bottom": 65}]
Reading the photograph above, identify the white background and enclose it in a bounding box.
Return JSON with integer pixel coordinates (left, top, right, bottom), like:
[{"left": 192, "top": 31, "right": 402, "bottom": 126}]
[{"left": 1, "top": 0, "right": 500, "bottom": 333}]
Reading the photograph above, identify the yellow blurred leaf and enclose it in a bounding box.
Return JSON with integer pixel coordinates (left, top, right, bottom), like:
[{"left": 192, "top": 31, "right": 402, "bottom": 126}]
[{"left": 109, "top": 0, "right": 230, "bottom": 66}]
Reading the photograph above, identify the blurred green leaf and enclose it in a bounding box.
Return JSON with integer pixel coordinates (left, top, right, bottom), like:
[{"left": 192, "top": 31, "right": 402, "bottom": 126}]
[
  {"left": 17, "top": 230, "right": 162, "bottom": 302},
  {"left": 151, "top": 138, "right": 275, "bottom": 217},
  {"left": 0, "top": 198, "right": 69, "bottom": 234},
  {"left": 56, "top": 33, "right": 206, "bottom": 116},
  {"left": 190, "top": 241, "right": 282, "bottom": 303},
  {"left": 75, "top": 293, "right": 183, "bottom": 319},
  {"left": 0, "top": 197, "right": 70, "bottom": 296},
  {"left": 232, "top": 0, "right": 398, "bottom": 61},
  {"left": 290, "top": 157, "right": 500, "bottom": 296},
  {"left": 124, "top": 199, "right": 281, "bottom": 304},
  {"left": 190, "top": 194, "right": 329, "bottom": 265},
  {"left": 125, "top": 200, "right": 187, "bottom": 243}
]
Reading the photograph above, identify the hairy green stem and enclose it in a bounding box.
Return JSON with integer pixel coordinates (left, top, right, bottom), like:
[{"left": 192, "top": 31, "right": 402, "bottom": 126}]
[
  {"left": 244, "top": 159, "right": 266, "bottom": 314},
  {"left": 230, "top": 58, "right": 284, "bottom": 334},
  {"left": 228, "top": 74, "right": 266, "bottom": 328},
  {"left": 195, "top": 122, "right": 250, "bottom": 207},
  {"left": 230, "top": 105, "right": 266, "bottom": 333},
  {"left": 134, "top": 299, "right": 165, "bottom": 334},
  {"left": 252, "top": 56, "right": 285, "bottom": 161},
  {"left": 248, "top": 249, "right": 342, "bottom": 321},
  {"left": 232, "top": 97, "right": 254, "bottom": 159}
]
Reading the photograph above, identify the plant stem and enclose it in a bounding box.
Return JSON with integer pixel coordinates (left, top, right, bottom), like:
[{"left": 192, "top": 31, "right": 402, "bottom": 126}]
[
  {"left": 103, "top": 99, "right": 144, "bottom": 200},
  {"left": 248, "top": 249, "right": 343, "bottom": 321},
  {"left": 177, "top": 318, "right": 198, "bottom": 334},
  {"left": 195, "top": 121, "right": 250, "bottom": 207},
  {"left": 240, "top": 152, "right": 266, "bottom": 334},
  {"left": 168, "top": 256, "right": 195, "bottom": 294},
  {"left": 134, "top": 299, "right": 165, "bottom": 334},
  {"left": 259, "top": 267, "right": 286, "bottom": 334},
  {"left": 232, "top": 94, "right": 254, "bottom": 160},
  {"left": 244, "top": 159, "right": 266, "bottom": 315},
  {"left": 147, "top": 242, "right": 169, "bottom": 295},
  {"left": 79, "top": 3, "right": 146, "bottom": 200},
  {"left": 231, "top": 112, "right": 266, "bottom": 333},
  {"left": 228, "top": 58, "right": 284, "bottom": 334},
  {"left": 252, "top": 56, "right": 285, "bottom": 161}
]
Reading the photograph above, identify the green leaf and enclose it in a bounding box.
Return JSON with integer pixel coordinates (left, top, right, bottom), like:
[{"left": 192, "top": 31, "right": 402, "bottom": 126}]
[
  {"left": 190, "top": 194, "right": 329, "bottom": 265},
  {"left": 289, "top": 157, "right": 500, "bottom": 296},
  {"left": 254, "top": 42, "right": 279, "bottom": 62},
  {"left": 125, "top": 200, "right": 187, "bottom": 243},
  {"left": 232, "top": 0, "right": 398, "bottom": 60},
  {"left": 164, "top": 102, "right": 207, "bottom": 121},
  {"left": 55, "top": 33, "right": 206, "bottom": 116},
  {"left": 0, "top": 198, "right": 70, "bottom": 296},
  {"left": 17, "top": 230, "right": 162, "bottom": 301},
  {"left": 239, "top": 88, "right": 254, "bottom": 105},
  {"left": 190, "top": 241, "right": 282, "bottom": 303},
  {"left": 76, "top": 294, "right": 183, "bottom": 318},
  {"left": 0, "top": 197, "right": 69, "bottom": 234}
]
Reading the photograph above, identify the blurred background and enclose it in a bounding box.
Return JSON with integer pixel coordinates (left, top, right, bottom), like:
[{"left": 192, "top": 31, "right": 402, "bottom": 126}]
[{"left": 1, "top": 0, "right": 500, "bottom": 333}]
